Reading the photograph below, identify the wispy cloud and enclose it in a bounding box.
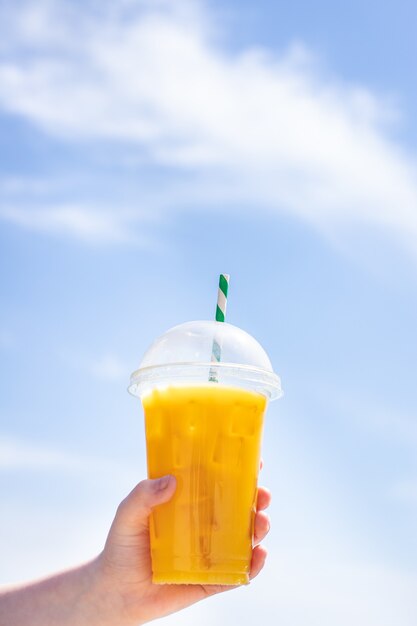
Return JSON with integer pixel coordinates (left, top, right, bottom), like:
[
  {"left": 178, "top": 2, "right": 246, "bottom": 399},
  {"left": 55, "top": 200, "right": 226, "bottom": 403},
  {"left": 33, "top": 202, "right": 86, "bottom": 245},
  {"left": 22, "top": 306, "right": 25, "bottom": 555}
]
[
  {"left": 0, "top": 204, "right": 139, "bottom": 244},
  {"left": 0, "top": 435, "right": 136, "bottom": 480},
  {"left": 1, "top": 0, "right": 417, "bottom": 252}
]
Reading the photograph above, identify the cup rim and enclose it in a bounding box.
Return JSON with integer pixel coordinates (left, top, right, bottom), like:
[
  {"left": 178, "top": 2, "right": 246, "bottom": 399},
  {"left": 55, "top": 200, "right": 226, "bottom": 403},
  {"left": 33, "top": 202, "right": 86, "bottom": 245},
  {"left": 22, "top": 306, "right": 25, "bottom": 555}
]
[{"left": 128, "top": 361, "right": 283, "bottom": 401}]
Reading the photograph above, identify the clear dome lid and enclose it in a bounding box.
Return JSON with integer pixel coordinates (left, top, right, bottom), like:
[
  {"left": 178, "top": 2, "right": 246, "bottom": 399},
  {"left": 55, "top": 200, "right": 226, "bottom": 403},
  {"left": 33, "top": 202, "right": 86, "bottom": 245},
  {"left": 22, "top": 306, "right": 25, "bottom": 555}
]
[{"left": 128, "top": 321, "right": 282, "bottom": 400}]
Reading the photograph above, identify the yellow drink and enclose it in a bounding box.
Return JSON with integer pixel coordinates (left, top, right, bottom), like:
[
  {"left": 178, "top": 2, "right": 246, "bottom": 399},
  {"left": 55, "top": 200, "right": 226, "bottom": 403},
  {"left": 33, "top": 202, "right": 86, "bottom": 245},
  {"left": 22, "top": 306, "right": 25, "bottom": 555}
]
[{"left": 142, "top": 384, "right": 267, "bottom": 585}]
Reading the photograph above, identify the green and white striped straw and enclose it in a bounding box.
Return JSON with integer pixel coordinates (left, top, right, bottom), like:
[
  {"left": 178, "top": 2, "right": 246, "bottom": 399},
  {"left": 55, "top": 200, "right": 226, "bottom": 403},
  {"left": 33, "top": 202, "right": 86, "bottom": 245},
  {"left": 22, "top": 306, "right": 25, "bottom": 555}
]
[
  {"left": 215, "top": 273, "right": 229, "bottom": 323},
  {"left": 209, "top": 274, "right": 229, "bottom": 381}
]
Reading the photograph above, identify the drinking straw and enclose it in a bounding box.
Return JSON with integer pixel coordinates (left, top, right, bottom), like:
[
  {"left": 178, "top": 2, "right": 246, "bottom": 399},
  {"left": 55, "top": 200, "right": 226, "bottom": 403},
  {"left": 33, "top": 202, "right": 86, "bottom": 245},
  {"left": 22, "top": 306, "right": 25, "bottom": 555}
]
[
  {"left": 215, "top": 273, "right": 229, "bottom": 323},
  {"left": 209, "top": 274, "right": 229, "bottom": 381}
]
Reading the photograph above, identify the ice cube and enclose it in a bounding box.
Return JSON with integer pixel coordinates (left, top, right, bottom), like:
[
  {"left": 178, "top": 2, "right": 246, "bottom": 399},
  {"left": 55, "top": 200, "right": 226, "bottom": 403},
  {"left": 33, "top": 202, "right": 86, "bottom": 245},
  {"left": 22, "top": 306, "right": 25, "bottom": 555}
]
[{"left": 212, "top": 435, "right": 243, "bottom": 466}]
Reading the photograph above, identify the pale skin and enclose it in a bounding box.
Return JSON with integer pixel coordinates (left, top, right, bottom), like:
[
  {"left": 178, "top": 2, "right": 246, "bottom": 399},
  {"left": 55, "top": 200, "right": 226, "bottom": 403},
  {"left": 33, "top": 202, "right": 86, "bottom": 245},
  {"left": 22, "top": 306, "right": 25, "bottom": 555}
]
[{"left": 0, "top": 475, "right": 271, "bottom": 626}]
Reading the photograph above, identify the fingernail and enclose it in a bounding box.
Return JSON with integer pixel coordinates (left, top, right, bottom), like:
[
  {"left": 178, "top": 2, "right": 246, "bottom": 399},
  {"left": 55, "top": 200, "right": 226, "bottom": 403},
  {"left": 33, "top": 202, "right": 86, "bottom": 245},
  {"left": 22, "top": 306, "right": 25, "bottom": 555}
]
[{"left": 153, "top": 475, "right": 172, "bottom": 492}]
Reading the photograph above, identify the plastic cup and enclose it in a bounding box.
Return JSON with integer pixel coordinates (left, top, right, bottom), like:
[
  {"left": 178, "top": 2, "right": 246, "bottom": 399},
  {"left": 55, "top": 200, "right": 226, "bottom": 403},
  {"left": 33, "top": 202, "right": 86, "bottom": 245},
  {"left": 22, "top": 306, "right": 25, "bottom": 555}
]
[{"left": 128, "top": 320, "right": 282, "bottom": 585}]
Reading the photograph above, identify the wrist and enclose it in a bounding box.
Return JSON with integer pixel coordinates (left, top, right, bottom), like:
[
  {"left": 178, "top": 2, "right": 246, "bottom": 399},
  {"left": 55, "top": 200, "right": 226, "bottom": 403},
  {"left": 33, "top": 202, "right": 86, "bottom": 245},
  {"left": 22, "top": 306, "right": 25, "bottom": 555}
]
[
  {"left": 81, "top": 554, "right": 132, "bottom": 626},
  {"left": 0, "top": 556, "right": 132, "bottom": 626}
]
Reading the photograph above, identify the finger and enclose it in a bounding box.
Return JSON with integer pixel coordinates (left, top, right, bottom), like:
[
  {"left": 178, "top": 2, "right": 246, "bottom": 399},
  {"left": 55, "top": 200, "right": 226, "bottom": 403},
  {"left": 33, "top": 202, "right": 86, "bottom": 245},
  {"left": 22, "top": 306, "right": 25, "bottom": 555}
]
[
  {"left": 260, "top": 458, "right": 264, "bottom": 471},
  {"left": 253, "top": 511, "right": 270, "bottom": 546},
  {"left": 249, "top": 545, "right": 268, "bottom": 580},
  {"left": 115, "top": 476, "right": 176, "bottom": 531},
  {"left": 256, "top": 486, "right": 272, "bottom": 511}
]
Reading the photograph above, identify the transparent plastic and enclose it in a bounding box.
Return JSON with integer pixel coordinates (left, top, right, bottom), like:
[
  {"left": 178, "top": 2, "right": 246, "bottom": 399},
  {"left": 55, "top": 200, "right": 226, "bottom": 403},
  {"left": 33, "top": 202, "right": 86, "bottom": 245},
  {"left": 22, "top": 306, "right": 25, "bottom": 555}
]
[
  {"left": 128, "top": 321, "right": 282, "bottom": 400},
  {"left": 128, "top": 320, "right": 282, "bottom": 585}
]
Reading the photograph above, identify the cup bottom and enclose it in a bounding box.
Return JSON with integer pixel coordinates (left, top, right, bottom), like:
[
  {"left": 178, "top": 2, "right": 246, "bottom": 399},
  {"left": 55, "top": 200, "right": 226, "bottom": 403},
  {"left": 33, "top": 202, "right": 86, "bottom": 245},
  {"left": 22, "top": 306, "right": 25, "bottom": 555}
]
[
  {"left": 152, "top": 571, "right": 249, "bottom": 585},
  {"left": 151, "top": 552, "right": 251, "bottom": 586}
]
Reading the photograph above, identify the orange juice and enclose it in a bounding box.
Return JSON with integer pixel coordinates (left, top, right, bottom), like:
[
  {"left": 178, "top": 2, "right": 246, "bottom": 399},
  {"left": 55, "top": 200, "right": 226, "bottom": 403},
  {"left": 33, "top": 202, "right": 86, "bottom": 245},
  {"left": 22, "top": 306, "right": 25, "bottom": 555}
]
[{"left": 142, "top": 384, "right": 267, "bottom": 585}]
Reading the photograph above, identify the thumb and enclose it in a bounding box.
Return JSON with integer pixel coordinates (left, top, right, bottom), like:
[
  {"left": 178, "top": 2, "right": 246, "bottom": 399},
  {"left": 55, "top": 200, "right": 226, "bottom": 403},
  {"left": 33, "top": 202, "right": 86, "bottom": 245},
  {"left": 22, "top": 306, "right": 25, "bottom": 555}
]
[{"left": 114, "top": 475, "right": 176, "bottom": 532}]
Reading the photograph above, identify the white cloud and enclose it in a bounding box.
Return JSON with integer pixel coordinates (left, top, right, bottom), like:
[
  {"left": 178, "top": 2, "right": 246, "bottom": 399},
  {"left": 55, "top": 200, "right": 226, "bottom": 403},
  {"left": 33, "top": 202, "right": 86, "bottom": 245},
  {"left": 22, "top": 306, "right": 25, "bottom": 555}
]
[
  {"left": 0, "top": 1, "right": 417, "bottom": 250},
  {"left": 0, "top": 435, "right": 136, "bottom": 481},
  {"left": 0, "top": 205, "right": 137, "bottom": 244}
]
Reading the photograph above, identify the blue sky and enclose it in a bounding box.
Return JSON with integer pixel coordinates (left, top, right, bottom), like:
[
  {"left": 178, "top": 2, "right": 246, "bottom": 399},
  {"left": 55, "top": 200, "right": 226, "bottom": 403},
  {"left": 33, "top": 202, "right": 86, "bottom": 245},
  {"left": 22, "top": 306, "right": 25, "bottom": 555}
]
[{"left": 1, "top": 1, "right": 417, "bottom": 624}]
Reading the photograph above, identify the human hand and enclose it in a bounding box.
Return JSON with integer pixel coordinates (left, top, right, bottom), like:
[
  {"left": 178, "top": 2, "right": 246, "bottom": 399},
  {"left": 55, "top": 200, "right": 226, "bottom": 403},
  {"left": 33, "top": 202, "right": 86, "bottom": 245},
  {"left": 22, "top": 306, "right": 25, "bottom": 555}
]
[
  {"left": 96, "top": 475, "right": 271, "bottom": 625},
  {"left": 0, "top": 475, "right": 271, "bottom": 626}
]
